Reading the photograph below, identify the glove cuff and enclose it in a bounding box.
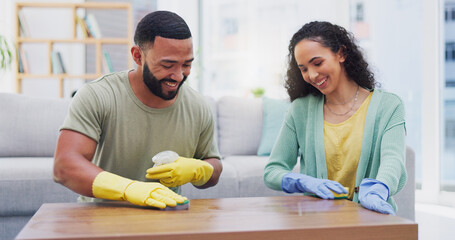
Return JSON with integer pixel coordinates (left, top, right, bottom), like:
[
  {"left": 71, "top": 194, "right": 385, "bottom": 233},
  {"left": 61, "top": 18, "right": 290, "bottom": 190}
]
[
  {"left": 192, "top": 160, "right": 214, "bottom": 186},
  {"left": 281, "top": 172, "right": 305, "bottom": 193},
  {"left": 92, "top": 171, "right": 134, "bottom": 201},
  {"left": 359, "top": 178, "right": 390, "bottom": 201}
]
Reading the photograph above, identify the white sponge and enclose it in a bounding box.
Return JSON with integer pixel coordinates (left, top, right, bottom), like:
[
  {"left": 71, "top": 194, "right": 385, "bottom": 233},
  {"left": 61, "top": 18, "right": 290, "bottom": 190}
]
[{"left": 152, "top": 151, "right": 179, "bottom": 166}]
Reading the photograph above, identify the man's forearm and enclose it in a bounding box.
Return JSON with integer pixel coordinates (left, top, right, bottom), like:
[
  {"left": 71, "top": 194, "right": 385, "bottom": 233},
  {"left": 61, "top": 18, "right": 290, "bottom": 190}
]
[
  {"left": 196, "top": 158, "right": 223, "bottom": 189},
  {"left": 53, "top": 154, "right": 103, "bottom": 197},
  {"left": 53, "top": 129, "right": 101, "bottom": 197}
]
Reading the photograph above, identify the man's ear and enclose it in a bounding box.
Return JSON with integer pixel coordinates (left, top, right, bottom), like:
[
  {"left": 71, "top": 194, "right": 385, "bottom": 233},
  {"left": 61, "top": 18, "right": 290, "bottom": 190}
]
[{"left": 131, "top": 45, "right": 142, "bottom": 65}]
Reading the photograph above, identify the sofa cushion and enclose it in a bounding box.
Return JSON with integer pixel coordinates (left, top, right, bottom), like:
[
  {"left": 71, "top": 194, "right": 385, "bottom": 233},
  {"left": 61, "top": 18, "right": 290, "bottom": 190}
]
[
  {"left": 257, "top": 96, "right": 290, "bottom": 156},
  {"left": 223, "top": 155, "right": 300, "bottom": 197},
  {"left": 1, "top": 216, "right": 31, "bottom": 240},
  {"left": 0, "top": 157, "right": 78, "bottom": 216},
  {"left": 0, "top": 93, "right": 70, "bottom": 157},
  {"left": 180, "top": 160, "right": 238, "bottom": 199},
  {"left": 217, "top": 96, "right": 263, "bottom": 156},
  {"left": 204, "top": 96, "right": 219, "bottom": 148}
]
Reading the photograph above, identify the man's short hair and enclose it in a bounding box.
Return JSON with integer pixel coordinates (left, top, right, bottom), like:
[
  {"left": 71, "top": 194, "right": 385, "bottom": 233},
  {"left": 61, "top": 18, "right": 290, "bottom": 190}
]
[{"left": 134, "top": 10, "right": 192, "bottom": 49}]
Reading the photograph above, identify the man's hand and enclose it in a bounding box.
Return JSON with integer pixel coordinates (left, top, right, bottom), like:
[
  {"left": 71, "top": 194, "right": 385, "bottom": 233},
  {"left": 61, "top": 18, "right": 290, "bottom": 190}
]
[
  {"left": 92, "top": 171, "right": 187, "bottom": 209},
  {"left": 146, "top": 157, "right": 214, "bottom": 187}
]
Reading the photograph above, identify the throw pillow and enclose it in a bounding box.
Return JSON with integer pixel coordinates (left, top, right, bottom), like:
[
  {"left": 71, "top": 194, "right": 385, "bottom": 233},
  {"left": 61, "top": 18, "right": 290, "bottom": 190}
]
[{"left": 257, "top": 96, "right": 291, "bottom": 156}]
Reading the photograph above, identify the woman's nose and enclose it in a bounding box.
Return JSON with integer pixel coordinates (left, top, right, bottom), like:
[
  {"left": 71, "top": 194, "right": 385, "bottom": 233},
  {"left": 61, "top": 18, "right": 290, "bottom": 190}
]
[{"left": 308, "top": 68, "right": 318, "bottom": 81}]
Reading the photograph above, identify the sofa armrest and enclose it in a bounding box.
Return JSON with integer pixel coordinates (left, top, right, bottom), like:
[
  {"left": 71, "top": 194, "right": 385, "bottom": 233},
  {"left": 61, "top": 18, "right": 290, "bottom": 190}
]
[
  {"left": 217, "top": 96, "right": 263, "bottom": 156},
  {"left": 394, "top": 145, "right": 416, "bottom": 220}
]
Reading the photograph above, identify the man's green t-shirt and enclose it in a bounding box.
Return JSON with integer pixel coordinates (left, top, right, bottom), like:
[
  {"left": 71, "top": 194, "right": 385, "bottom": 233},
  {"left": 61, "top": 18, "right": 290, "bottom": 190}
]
[{"left": 61, "top": 70, "right": 220, "bottom": 201}]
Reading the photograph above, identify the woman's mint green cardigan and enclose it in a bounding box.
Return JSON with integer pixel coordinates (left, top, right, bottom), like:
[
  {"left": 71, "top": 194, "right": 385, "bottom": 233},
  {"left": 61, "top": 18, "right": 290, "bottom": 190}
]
[{"left": 264, "top": 89, "right": 407, "bottom": 211}]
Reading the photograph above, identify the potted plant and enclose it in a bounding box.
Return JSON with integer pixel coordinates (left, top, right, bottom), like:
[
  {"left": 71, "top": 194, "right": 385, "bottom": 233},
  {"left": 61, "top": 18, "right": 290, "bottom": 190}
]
[
  {"left": 251, "top": 87, "right": 265, "bottom": 98},
  {"left": 0, "top": 34, "right": 13, "bottom": 72}
]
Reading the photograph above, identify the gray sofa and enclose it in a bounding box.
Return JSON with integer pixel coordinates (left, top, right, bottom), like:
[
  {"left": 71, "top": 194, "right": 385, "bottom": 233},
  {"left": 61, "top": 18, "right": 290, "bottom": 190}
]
[{"left": 0, "top": 92, "right": 415, "bottom": 240}]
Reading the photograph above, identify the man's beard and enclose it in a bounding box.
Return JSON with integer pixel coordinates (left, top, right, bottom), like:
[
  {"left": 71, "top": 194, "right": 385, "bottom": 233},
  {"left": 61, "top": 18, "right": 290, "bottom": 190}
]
[{"left": 142, "top": 63, "right": 187, "bottom": 100}]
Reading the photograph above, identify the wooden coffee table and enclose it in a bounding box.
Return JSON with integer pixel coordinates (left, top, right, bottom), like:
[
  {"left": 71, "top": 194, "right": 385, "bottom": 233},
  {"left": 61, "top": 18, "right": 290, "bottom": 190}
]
[{"left": 15, "top": 196, "right": 417, "bottom": 240}]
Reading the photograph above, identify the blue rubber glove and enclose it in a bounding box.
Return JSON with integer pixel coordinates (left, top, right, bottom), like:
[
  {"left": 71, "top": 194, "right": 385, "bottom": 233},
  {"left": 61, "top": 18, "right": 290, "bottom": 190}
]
[
  {"left": 358, "top": 178, "right": 396, "bottom": 215},
  {"left": 281, "top": 173, "right": 347, "bottom": 199}
]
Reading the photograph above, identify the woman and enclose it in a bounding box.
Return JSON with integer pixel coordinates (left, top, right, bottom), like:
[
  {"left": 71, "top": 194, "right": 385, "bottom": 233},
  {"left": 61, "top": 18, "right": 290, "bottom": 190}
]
[{"left": 263, "top": 21, "right": 406, "bottom": 215}]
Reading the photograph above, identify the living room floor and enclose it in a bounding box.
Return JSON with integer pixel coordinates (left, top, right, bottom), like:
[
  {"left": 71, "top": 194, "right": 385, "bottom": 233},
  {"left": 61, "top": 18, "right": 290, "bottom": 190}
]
[{"left": 415, "top": 203, "right": 455, "bottom": 239}]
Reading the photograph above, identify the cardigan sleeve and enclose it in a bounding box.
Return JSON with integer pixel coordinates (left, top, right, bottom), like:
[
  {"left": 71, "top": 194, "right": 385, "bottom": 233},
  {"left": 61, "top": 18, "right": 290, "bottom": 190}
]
[
  {"left": 263, "top": 110, "right": 300, "bottom": 191},
  {"left": 376, "top": 96, "right": 407, "bottom": 196}
]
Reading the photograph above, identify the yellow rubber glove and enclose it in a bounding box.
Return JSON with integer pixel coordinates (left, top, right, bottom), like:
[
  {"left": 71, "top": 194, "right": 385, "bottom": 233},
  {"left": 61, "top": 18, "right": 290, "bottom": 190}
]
[
  {"left": 92, "top": 171, "right": 187, "bottom": 209},
  {"left": 146, "top": 157, "right": 214, "bottom": 187}
]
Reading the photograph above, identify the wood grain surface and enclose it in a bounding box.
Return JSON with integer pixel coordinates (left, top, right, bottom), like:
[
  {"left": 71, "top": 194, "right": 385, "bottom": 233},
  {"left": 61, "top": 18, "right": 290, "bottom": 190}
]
[{"left": 15, "top": 196, "right": 417, "bottom": 240}]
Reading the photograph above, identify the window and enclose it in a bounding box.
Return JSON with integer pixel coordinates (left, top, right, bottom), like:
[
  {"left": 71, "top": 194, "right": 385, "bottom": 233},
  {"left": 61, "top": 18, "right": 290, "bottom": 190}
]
[
  {"left": 445, "top": 3, "right": 455, "bottom": 22},
  {"left": 356, "top": 3, "right": 364, "bottom": 22},
  {"left": 442, "top": 1, "right": 455, "bottom": 193},
  {"left": 446, "top": 42, "right": 455, "bottom": 61}
]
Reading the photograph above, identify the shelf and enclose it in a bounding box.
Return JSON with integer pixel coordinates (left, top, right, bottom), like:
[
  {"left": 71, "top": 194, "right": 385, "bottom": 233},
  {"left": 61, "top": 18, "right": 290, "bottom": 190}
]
[
  {"left": 15, "top": 2, "right": 133, "bottom": 98},
  {"left": 17, "top": 73, "right": 103, "bottom": 79},
  {"left": 16, "top": 2, "right": 131, "bottom": 9},
  {"left": 18, "top": 38, "right": 130, "bottom": 44}
]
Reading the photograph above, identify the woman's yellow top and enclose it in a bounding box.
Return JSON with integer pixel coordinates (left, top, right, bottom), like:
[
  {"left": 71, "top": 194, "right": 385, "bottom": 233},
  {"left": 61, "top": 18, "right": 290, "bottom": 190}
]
[{"left": 324, "top": 92, "right": 372, "bottom": 199}]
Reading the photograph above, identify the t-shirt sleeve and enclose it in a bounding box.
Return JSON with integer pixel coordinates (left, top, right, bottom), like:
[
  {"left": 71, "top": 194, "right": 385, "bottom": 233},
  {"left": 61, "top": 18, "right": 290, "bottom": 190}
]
[
  {"left": 195, "top": 101, "right": 221, "bottom": 160},
  {"left": 60, "top": 85, "right": 104, "bottom": 143}
]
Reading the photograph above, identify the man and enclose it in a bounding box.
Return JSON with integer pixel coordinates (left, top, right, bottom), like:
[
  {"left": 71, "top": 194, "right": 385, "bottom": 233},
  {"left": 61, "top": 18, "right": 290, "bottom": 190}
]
[{"left": 53, "top": 11, "right": 222, "bottom": 209}]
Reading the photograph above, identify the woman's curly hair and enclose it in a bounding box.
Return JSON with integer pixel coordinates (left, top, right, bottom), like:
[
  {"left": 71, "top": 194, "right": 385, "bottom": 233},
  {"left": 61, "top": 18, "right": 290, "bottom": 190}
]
[{"left": 285, "top": 21, "right": 377, "bottom": 101}]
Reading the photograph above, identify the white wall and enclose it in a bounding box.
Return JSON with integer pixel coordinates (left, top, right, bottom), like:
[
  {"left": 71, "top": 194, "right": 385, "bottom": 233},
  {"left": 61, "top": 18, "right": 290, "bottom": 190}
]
[
  {"left": 156, "top": 0, "right": 201, "bottom": 91},
  {"left": 358, "top": 0, "right": 423, "bottom": 183},
  {"left": 199, "top": 0, "right": 350, "bottom": 99}
]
